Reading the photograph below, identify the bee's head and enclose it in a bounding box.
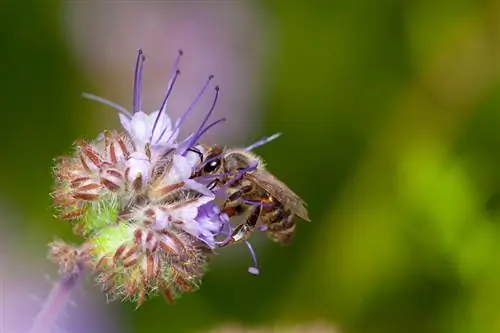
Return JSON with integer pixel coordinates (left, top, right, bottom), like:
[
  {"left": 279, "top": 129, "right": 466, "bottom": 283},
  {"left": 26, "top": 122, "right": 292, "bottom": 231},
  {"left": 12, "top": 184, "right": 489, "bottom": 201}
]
[{"left": 224, "top": 150, "right": 259, "bottom": 172}]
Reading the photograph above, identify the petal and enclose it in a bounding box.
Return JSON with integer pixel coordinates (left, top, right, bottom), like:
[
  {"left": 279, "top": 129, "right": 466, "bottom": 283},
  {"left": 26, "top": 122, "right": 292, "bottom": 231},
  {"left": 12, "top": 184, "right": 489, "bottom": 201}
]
[
  {"left": 150, "top": 111, "right": 173, "bottom": 144},
  {"left": 171, "top": 154, "right": 193, "bottom": 180},
  {"left": 126, "top": 152, "right": 151, "bottom": 184},
  {"left": 185, "top": 145, "right": 206, "bottom": 168},
  {"left": 119, "top": 114, "right": 132, "bottom": 135},
  {"left": 171, "top": 204, "right": 198, "bottom": 222},
  {"left": 130, "top": 112, "right": 150, "bottom": 142}
]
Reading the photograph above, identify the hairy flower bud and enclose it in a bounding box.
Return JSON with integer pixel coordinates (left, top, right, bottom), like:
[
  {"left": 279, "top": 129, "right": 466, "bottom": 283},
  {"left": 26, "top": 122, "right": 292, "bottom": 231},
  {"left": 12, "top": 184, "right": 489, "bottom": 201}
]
[{"left": 88, "top": 221, "right": 207, "bottom": 306}]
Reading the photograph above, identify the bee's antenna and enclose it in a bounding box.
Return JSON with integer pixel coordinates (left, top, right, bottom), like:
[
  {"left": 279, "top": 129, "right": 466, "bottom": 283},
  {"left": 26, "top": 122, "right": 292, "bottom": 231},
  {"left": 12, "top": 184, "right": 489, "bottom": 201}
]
[
  {"left": 244, "top": 241, "right": 260, "bottom": 275},
  {"left": 245, "top": 133, "right": 282, "bottom": 151},
  {"left": 81, "top": 93, "right": 133, "bottom": 118},
  {"left": 132, "top": 49, "right": 146, "bottom": 114},
  {"left": 151, "top": 49, "right": 183, "bottom": 142}
]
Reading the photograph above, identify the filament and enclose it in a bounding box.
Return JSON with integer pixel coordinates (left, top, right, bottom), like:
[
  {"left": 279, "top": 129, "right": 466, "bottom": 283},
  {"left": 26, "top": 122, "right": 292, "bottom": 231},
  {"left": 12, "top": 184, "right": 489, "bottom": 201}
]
[
  {"left": 183, "top": 86, "right": 219, "bottom": 155},
  {"left": 151, "top": 50, "right": 183, "bottom": 143},
  {"left": 81, "top": 93, "right": 132, "bottom": 118},
  {"left": 244, "top": 241, "right": 260, "bottom": 275},
  {"left": 165, "top": 75, "right": 215, "bottom": 144},
  {"left": 244, "top": 133, "right": 282, "bottom": 151},
  {"left": 132, "top": 49, "right": 146, "bottom": 114}
]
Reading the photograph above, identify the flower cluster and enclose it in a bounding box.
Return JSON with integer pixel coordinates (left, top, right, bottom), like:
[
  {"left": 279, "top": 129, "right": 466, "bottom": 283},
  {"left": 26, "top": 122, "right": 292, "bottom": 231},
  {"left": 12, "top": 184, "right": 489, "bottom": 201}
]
[{"left": 50, "top": 50, "right": 235, "bottom": 306}]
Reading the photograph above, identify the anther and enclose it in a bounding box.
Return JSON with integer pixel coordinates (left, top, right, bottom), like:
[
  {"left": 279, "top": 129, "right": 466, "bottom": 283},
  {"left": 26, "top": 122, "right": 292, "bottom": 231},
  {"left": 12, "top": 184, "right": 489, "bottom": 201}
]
[
  {"left": 132, "top": 49, "right": 146, "bottom": 114},
  {"left": 244, "top": 241, "right": 260, "bottom": 275}
]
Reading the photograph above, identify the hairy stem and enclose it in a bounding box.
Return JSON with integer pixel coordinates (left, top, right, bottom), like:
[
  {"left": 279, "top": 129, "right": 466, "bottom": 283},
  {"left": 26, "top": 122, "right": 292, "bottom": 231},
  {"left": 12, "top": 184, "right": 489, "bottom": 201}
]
[{"left": 28, "top": 266, "right": 84, "bottom": 333}]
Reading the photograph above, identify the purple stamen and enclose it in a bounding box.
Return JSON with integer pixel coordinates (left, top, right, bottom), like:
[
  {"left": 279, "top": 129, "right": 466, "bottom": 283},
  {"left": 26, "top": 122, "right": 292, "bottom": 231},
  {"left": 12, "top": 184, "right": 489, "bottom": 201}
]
[
  {"left": 151, "top": 70, "right": 180, "bottom": 142},
  {"left": 245, "top": 241, "right": 260, "bottom": 275},
  {"left": 132, "top": 49, "right": 146, "bottom": 114},
  {"left": 150, "top": 50, "right": 183, "bottom": 142},
  {"left": 257, "top": 225, "right": 268, "bottom": 231},
  {"left": 164, "top": 75, "right": 215, "bottom": 144},
  {"left": 214, "top": 213, "right": 234, "bottom": 246},
  {"left": 245, "top": 133, "right": 282, "bottom": 151},
  {"left": 214, "top": 162, "right": 258, "bottom": 197},
  {"left": 195, "top": 171, "right": 234, "bottom": 181},
  {"left": 81, "top": 92, "right": 132, "bottom": 118},
  {"left": 183, "top": 86, "right": 220, "bottom": 155},
  {"left": 240, "top": 199, "right": 275, "bottom": 208},
  {"left": 193, "top": 117, "right": 226, "bottom": 142}
]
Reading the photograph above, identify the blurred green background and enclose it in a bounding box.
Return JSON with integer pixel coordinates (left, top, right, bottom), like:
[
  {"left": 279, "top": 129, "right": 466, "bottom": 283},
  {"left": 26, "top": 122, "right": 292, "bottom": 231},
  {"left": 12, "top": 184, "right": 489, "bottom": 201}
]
[{"left": 4, "top": 0, "right": 500, "bottom": 333}]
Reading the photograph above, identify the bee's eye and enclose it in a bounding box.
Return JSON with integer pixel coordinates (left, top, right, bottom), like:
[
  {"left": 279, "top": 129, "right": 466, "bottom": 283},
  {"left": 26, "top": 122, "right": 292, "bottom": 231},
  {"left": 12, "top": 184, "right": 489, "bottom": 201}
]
[{"left": 203, "top": 159, "right": 221, "bottom": 173}]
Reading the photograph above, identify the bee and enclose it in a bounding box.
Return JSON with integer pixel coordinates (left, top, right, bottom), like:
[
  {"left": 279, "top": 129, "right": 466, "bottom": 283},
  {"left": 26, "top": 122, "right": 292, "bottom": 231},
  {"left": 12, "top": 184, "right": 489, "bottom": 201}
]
[{"left": 190, "top": 140, "right": 310, "bottom": 246}]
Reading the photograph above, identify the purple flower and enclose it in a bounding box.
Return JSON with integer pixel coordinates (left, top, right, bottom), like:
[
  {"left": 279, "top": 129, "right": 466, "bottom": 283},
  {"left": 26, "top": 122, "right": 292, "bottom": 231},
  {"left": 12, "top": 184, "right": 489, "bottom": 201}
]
[{"left": 51, "top": 50, "right": 232, "bottom": 307}]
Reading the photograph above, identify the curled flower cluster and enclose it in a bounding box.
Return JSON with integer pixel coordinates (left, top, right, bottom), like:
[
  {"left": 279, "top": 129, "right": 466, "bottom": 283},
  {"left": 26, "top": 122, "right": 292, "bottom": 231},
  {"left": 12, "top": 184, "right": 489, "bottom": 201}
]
[{"left": 50, "top": 50, "right": 236, "bottom": 306}]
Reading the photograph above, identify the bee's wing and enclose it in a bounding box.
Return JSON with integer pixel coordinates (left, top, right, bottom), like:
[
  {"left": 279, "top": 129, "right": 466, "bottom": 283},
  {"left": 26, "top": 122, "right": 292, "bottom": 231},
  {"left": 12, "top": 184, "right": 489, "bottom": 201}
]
[{"left": 246, "top": 170, "right": 310, "bottom": 222}]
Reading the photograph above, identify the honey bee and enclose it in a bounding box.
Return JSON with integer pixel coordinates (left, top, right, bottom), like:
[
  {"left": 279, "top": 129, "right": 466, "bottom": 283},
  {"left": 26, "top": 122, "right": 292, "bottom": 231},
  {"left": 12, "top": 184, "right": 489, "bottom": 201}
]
[{"left": 190, "top": 141, "right": 310, "bottom": 246}]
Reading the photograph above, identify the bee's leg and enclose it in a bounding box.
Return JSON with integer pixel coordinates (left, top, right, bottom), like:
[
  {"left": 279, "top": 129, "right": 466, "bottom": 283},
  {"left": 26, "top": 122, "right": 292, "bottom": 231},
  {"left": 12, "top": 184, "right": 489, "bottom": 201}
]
[
  {"left": 267, "top": 211, "right": 295, "bottom": 245},
  {"left": 219, "top": 182, "right": 253, "bottom": 218},
  {"left": 207, "top": 179, "right": 221, "bottom": 191},
  {"left": 232, "top": 204, "right": 263, "bottom": 241},
  {"left": 221, "top": 203, "right": 246, "bottom": 218},
  {"left": 227, "top": 184, "right": 253, "bottom": 202},
  {"left": 219, "top": 205, "right": 261, "bottom": 247},
  {"left": 246, "top": 202, "right": 262, "bottom": 228}
]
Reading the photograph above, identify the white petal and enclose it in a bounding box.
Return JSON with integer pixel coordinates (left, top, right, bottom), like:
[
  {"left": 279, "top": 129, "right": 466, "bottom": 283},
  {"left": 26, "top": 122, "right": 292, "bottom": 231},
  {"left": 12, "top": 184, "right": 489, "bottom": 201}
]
[
  {"left": 171, "top": 205, "right": 198, "bottom": 222},
  {"left": 172, "top": 154, "right": 193, "bottom": 180},
  {"left": 126, "top": 152, "right": 151, "bottom": 185},
  {"left": 130, "top": 112, "right": 150, "bottom": 143},
  {"left": 150, "top": 110, "right": 173, "bottom": 144},
  {"left": 185, "top": 145, "right": 205, "bottom": 168},
  {"left": 119, "top": 114, "right": 132, "bottom": 134}
]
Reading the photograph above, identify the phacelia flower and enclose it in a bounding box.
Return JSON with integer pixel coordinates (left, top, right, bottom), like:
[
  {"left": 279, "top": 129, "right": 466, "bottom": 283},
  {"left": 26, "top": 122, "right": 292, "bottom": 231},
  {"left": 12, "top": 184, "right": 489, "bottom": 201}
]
[{"left": 51, "top": 49, "right": 231, "bottom": 306}]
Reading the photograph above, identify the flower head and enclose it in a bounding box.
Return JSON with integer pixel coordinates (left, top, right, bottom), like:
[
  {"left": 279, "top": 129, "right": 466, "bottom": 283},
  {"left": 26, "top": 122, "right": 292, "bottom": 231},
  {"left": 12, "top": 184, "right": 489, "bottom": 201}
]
[{"left": 52, "top": 49, "right": 231, "bottom": 305}]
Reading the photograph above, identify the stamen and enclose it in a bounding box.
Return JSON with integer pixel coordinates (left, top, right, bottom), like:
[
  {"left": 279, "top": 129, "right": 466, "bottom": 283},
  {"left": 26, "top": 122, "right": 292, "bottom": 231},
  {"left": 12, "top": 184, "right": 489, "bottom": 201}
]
[
  {"left": 132, "top": 49, "right": 146, "bottom": 114},
  {"left": 81, "top": 93, "right": 132, "bottom": 118},
  {"left": 245, "top": 133, "right": 282, "bottom": 151},
  {"left": 244, "top": 241, "right": 260, "bottom": 275},
  {"left": 240, "top": 199, "right": 275, "bottom": 209},
  {"left": 213, "top": 162, "right": 258, "bottom": 197},
  {"left": 183, "top": 86, "right": 220, "bottom": 155},
  {"left": 192, "top": 118, "right": 226, "bottom": 143},
  {"left": 194, "top": 162, "right": 252, "bottom": 182},
  {"left": 214, "top": 213, "right": 233, "bottom": 245},
  {"left": 195, "top": 172, "right": 232, "bottom": 181},
  {"left": 151, "top": 49, "right": 183, "bottom": 142},
  {"left": 164, "top": 75, "right": 215, "bottom": 144}
]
